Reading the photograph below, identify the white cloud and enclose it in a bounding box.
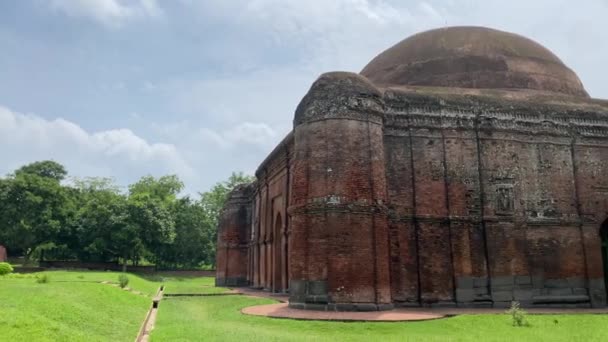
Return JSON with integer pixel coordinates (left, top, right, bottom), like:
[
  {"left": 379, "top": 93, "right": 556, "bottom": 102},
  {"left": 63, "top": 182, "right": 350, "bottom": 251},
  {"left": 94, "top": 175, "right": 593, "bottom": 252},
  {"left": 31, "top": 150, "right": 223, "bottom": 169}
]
[
  {"left": 156, "top": 0, "right": 608, "bottom": 194},
  {"left": 200, "top": 122, "right": 279, "bottom": 149},
  {"left": 169, "top": 67, "right": 311, "bottom": 127},
  {"left": 179, "top": 0, "right": 607, "bottom": 98},
  {"left": 0, "top": 105, "right": 193, "bottom": 188},
  {"left": 49, "top": 0, "right": 163, "bottom": 28},
  {"left": 5, "top": 0, "right": 608, "bottom": 195}
]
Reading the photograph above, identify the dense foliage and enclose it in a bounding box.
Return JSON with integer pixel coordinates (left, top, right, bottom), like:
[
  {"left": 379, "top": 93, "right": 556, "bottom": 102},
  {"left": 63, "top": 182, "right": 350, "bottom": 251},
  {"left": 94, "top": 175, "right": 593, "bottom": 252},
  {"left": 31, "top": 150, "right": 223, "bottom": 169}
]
[{"left": 0, "top": 160, "right": 253, "bottom": 269}]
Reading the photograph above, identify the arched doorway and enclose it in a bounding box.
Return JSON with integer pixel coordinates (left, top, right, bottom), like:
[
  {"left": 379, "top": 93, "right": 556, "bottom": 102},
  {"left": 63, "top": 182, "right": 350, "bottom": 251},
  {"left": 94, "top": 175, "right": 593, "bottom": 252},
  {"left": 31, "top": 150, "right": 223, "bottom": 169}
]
[{"left": 601, "top": 220, "right": 608, "bottom": 298}]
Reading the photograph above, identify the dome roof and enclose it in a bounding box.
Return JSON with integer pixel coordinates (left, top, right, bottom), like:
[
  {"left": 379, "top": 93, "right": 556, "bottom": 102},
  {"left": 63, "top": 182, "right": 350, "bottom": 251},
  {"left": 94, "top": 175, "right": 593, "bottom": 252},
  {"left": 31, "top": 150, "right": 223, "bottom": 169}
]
[{"left": 361, "top": 26, "right": 588, "bottom": 97}]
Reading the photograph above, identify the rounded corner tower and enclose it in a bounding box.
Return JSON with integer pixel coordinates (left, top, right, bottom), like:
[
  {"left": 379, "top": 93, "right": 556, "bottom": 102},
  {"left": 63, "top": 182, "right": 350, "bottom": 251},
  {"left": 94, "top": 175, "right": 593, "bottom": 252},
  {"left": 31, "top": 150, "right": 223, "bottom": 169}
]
[
  {"left": 216, "top": 183, "right": 255, "bottom": 287},
  {"left": 289, "top": 71, "right": 393, "bottom": 310}
]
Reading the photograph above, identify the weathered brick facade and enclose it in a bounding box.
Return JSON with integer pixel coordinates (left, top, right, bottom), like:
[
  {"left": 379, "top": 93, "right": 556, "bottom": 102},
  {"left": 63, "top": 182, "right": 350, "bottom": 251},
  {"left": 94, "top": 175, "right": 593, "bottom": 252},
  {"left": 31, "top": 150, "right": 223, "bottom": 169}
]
[{"left": 216, "top": 27, "right": 608, "bottom": 310}]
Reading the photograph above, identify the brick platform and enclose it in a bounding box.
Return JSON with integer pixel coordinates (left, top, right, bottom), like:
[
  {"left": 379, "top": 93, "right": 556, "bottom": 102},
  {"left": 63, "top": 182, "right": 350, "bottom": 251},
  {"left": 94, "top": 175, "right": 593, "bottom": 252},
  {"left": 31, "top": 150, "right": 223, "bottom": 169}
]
[
  {"left": 238, "top": 287, "right": 608, "bottom": 322},
  {"left": 241, "top": 303, "right": 446, "bottom": 322},
  {"left": 241, "top": 302, "right": 608, "bottom": 322}
]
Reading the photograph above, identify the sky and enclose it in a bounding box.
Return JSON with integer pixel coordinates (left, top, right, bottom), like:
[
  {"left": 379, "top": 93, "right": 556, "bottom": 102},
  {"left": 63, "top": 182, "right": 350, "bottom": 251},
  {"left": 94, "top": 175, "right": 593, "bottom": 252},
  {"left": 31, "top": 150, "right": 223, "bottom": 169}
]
[{"left": 1, "top": 0, "right": 607, "bottom": 195}]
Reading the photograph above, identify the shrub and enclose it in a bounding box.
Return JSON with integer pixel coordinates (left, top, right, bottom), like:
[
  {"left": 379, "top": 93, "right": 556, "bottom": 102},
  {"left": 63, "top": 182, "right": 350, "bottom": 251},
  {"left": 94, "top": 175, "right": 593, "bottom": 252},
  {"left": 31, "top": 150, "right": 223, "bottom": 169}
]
[
  {"left": 506, "top": 301, "right": 528, "bottom": 327},
  {"left": 118, "top": 274, "right": 129, "bottom": 289},
  {"left": 0, "top": 262, "right": 14, "bottom": 275},
  {"left": 36, "top": 274, "right": 50, "bottom": 284}
]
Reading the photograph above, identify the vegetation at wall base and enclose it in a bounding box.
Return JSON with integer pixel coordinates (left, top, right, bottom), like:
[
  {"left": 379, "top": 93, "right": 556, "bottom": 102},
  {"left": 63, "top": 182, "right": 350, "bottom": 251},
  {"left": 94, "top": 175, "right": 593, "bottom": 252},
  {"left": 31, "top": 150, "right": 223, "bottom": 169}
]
[{"left": 506, "top": 301, "right": 529, "bottom": 327}]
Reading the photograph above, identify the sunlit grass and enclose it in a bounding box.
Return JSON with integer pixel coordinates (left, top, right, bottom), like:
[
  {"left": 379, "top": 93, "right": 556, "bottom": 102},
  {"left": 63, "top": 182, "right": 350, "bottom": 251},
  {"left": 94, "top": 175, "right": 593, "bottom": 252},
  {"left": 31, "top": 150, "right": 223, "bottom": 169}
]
[
  {"left": 0, "top": 274, "right": 149, "bottom": 342},
  {"left": 152, "top": 296, "right": 608, "bottom": 342}
]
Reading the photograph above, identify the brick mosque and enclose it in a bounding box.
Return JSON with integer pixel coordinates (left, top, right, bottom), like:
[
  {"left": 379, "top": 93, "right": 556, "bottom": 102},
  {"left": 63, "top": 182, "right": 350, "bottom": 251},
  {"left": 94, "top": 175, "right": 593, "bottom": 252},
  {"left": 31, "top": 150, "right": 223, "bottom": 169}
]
[{"left": 216, "top": 26, "right": 608, "bottom": 310}]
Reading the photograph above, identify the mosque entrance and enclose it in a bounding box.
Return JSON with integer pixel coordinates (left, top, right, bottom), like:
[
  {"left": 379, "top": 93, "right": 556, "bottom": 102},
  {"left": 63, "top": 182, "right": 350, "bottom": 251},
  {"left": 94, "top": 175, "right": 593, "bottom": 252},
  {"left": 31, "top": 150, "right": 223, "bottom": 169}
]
[{"left": 601, "top": 220, "right": 608, "bottom": 298}]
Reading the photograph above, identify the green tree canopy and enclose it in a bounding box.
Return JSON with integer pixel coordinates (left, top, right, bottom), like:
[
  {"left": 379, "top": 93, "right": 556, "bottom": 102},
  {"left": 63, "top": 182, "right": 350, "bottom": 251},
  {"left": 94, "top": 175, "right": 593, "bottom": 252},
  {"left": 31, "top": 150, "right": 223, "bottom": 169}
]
[
  {"left": 15, "top": 160, "right": 67, "bottom": 181},
  {"left": 0, "top": 161, "right": 76, "bottom": 260},
  {"left": 0, "top": 161, "right": 253, "bottom": 269}
]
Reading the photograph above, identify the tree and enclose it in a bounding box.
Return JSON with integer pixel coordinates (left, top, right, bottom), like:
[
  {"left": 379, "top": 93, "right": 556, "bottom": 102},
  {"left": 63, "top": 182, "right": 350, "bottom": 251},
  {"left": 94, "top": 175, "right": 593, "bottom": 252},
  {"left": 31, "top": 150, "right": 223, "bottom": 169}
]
[
  {"left": 157, "top": 197, "right": 209, "bottom": 268},
  {"left": 109, "top": 198, "right": 144, "bottom": 271},
  {"left": 0, "top": 161, "right": 76, "bottom": 261},
  {"left": 127, "top": 198, "right": 175, "bottom": 267},
  {"left": 126, "top": 175, "right": 183, "bottom": 267},
  {"left": 129, "top": 175, "right": 183, "bottom": 204},
  {"left": 71, "top": 177, "right": 129, "bottom": 263},
  {"left": 15, "top": 160, "right": 67, "bottom": 181},
  {"left": 0, "top": 161, "right": 255, "bottom": 270}
]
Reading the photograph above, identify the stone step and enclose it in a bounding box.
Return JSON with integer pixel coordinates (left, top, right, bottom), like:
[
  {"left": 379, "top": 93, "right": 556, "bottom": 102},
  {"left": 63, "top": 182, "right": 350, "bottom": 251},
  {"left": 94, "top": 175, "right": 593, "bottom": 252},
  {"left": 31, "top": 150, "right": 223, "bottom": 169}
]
[{"left": 532, "top": 295, "right": 589, "bottom": 304}]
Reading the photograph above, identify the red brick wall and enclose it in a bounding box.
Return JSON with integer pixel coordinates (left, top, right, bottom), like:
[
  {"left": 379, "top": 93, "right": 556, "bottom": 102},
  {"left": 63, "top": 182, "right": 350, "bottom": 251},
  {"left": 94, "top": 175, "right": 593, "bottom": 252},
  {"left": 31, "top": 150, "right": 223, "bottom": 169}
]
[
  {"left": 217, "top": 71, "right": 608, "bottom": 309},
  {"left": 287, "top": 72, "right": 392, "bottom": 310},
  {"left": 249, "top": 134, "right": 293, "bottom": 292},
  {"left": 216, "top": 184, "right": 253, "bottom": 287}
]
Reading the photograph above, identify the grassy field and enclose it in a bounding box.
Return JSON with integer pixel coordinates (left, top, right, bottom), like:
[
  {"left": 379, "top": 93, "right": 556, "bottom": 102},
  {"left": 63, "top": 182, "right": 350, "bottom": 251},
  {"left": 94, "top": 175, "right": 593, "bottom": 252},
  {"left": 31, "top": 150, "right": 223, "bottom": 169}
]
[
  {"left": 162, "top": 276, "right": 229, "bottom": 295},
  {"left": 0, "top": 270, "right": 226, "bottom": 341},
  {"left": 151, "top": 296, "right": 608, "bottom": 342},
  {"left": 34, "top": 270, "right": 162, "bottom": 295},
  {"left": 0, "top": 273, "right": 150, "bottom": 342},
  {"left": 3, "top": 271, "right": 608, "bottom": 341}
]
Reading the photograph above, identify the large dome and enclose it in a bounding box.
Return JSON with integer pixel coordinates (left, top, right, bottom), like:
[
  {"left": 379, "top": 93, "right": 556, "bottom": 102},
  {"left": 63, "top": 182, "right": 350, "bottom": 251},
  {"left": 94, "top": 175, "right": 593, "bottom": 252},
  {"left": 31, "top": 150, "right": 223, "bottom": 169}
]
[{"left": 361, "top": 26, "right": 588, "bottom": 97}]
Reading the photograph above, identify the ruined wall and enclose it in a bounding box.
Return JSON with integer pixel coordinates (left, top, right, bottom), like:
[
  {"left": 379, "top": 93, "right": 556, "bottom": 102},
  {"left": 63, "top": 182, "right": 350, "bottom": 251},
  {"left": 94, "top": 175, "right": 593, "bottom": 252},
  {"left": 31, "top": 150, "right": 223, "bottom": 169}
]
[
  {"left": 216, "top": 72, "right": 608, "bottom": 310},
  {"left": 250, "top": 133, "right": 293, "bottom": 292},
  {"left": 383, "top": 90, "right": 608, "bottom": 308},
  {"left": 573, "top": 129, "right": 608, "bottom": 306}
]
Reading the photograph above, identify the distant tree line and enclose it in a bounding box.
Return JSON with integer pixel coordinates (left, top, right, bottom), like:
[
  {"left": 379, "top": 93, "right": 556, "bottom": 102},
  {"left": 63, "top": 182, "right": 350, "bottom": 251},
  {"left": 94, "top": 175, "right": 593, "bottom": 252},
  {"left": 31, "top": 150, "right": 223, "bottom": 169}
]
[{"left": 0, "top": 160, "right": 254, "bottom": 269}]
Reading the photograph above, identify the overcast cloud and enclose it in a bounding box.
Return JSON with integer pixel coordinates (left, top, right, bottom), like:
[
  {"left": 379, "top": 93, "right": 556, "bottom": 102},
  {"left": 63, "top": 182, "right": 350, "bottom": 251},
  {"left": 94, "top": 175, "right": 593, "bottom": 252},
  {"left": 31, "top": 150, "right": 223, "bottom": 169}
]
[{"left": 0, "top": 1, "right": 606, "bottom": 194}]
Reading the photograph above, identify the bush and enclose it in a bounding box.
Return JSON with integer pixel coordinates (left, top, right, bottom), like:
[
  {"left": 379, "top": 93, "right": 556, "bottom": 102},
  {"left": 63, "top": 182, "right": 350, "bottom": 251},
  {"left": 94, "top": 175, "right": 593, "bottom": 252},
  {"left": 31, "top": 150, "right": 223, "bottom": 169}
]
[
  {"left": 506, "top": 301, "right": 528, "bottom": 327},
  {"left": 0, "top": 262, "right": 14, "bottom": 275},
  {"left": 118, "top": 274, "right": 129, "bottom": 288},
  {"left": 36, "top": 274, "right": 50, "bottom": 284}
]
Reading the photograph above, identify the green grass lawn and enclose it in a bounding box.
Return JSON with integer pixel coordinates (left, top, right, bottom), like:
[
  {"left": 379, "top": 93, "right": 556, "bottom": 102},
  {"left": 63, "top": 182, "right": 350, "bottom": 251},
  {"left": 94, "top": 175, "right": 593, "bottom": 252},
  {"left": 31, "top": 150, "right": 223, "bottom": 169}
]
[
  {"left": 35, "top": 270, "right": 162, "bottom": 296},
  {"left": 161, "top": 276, "right": 230, "bottom": 295},
  {"left": 3, "top": 271, "right": 608, "bottom": 342},
  {"left": 0, "top": 271, "right": 226, "bottom": 341},
  {"left": 151, "top": 296, "right": 608, "bottom": 342},
  {"left": 25, "top": 270, "right": 227, "bottom": 296},
  {"left": 0, "top": 274, "right": 150, "bottom": 342}
]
